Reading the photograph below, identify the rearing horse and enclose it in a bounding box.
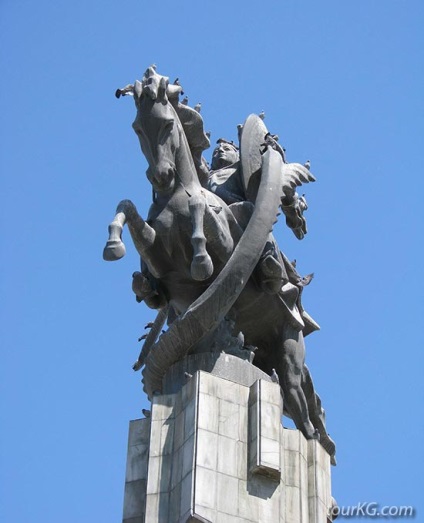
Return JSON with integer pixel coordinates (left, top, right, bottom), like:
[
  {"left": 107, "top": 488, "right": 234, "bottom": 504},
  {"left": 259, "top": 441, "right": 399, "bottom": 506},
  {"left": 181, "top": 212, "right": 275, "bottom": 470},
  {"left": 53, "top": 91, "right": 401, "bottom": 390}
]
[
  {"left": 103, "top": 67, "right": 336, "bottom": 462},
  {"left": 104, "top": 69, "right": 241, "bottom": 288}
]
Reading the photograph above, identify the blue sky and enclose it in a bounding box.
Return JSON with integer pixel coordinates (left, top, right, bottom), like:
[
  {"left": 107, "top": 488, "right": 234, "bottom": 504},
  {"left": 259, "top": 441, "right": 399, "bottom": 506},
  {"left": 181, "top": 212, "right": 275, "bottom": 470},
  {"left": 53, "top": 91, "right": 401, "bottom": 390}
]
[{"left": 1, "top": 1, "right": 423, "bottom": 521}]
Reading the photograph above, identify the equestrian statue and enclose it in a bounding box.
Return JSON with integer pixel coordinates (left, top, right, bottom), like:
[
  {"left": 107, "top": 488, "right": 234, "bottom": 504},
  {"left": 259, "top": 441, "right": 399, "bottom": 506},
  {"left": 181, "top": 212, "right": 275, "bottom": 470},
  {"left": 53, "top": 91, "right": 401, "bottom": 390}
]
[{"left": 103, "top": 65, "right": 336, "bottom": 464}]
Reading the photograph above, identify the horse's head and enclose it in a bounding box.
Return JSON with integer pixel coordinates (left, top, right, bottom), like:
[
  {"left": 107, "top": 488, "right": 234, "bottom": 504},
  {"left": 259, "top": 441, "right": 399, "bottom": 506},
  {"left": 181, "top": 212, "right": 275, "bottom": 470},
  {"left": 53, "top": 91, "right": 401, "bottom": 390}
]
[
  {"left": 117, "top": 66, "right": 210, "bottom": 196},
  {"left": 127, "top": 67, "right": 184, "bottom": 195}
]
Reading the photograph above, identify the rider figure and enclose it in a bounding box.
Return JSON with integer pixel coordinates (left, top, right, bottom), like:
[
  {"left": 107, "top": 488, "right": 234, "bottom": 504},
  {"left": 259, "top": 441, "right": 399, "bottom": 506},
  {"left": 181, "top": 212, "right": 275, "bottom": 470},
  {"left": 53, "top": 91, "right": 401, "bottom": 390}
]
[
  {"left": 208, "top": 139, "right": 245, "bottom": 204},
  {"left": 207, "top": 139, "right": 302, "bottom": 295}
]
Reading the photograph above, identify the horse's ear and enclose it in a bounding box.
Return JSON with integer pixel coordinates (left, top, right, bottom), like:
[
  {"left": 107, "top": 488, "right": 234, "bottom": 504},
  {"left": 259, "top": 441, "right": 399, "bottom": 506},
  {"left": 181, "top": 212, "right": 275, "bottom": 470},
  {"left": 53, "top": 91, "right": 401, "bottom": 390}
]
[
  {"left": 167, "top": 84, "right": 183, "bottom": 100},
  {"left": 157, "top": 77, "right": 169, "bottom": 104},
  {"left": 134, "top": 80, "right": 143, "bottom": 98},
  {"left": 145, "top": 66, "right": 156, "bottom": 78}
]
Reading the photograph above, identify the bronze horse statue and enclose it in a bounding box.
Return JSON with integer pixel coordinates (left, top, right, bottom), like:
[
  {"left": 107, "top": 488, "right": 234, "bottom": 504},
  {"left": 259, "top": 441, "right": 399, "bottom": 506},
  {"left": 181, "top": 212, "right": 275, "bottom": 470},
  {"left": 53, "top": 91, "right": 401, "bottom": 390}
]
[{"left": 103, "top": 66, "right": 335, "bottom": 462}]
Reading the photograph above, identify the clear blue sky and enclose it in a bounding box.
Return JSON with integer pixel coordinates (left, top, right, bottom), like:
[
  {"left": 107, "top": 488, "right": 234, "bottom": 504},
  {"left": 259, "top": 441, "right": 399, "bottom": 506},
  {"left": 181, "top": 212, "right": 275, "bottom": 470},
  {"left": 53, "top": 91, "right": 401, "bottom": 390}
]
[{"left": 1, "top": 1, "right": 423, "bottom": 521}]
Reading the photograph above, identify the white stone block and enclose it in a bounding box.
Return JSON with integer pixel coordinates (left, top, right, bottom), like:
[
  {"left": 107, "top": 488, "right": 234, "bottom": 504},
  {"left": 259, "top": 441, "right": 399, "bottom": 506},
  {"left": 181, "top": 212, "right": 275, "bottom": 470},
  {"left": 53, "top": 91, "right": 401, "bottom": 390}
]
[
  {"left": 149, "top": 419, "right": 164, "bottom": 458},
  {"left": 257, "top": 488, "right": 280, "bottom": 523},
  {"left": 261, "top": 402, "right": 281, "bottom": 441},
  {"left": 284, "top": 429, "right": 301, "bottom": 452},
  {"left": 238, "top": 380, "right": 250, "bottom": 404},
  {"left": 308, "top": 461, "right": 328, "bottom": 507},
  {"left": 169, "top": 482, "right": 181, "bottom": 522},
  {"left": 198, "top": 371, "right": 218, "bottom": 397},
  {"left": 184, "top": 398, "right": 197, "bottom": 439},
  {"left": 174, "top": 410, "right": 185, "bottom": 451},
  {"left": 157, "top": 492, "right": 170, "bottom": 523},
  {"left": 279, "top": 477, "right": 286, "bottom": 523},
  {"left": 194, "top": 466, "right": 216, "bottom": 509},
  {"left": 216, "top": 473, "right": 239, "bottom": 516},
  {"left": 259, "top": 379, "right": 281, "bottom": 407},
  {"left": 238, "top": 405, "right": 248, "bottom": 443},
  {"left": 158, "top": 454, "right": 172, "bottom": 493},
  {"left": 182, "top": 435, "right": 195, "bottom": 478},
  {"left": 299, "top": 433, "right": 308, "bottom": 462},
  {"left": 249, "top": 381, "right": 281, "bottom": 480},
  {"left": 260, "top": 436, "right": 280, "bottom": 469},
  {"left": 196, "top": 428, "right": 218, "bottom": 470},
  {"left": 236, "top": 440, "right": 247, "bottom": 481},
  {"left": 123, "top": 479, "right": 147, "bottom": 519},
  {"left": 193, "top": 505, "right": 215, "bottom": 522},
  {"left": 248, "top": 401, "right": 258, "bottom": 438},
  {"left": 127, "top": 418, "right": 150, "bottom": 447},
  {"left": 285, "top": 485, "right": 301, "bottom": 523},
  {"left": 218, "top": 399, "right": 240, "bottom": 439},
  {"left": 307, "top": 438, "right": 332, "bottom": 511},
  {"left": 171, "top": 447, "right": 183, "bottom": 490},
  {"left": 237, "top": 478, "right": 259, "bottom": 521},
  {"left": 161, "top": 419, "right": 175, "bottom": 455},
  {"left": 197, "top": 393, "right": 219, "bottom": 433},
  {"left": 216, "top": 376, "right": 240, "bottom": 402},
  {"left": 300, "top": 466, "right": 309, "bottom": 523},
  {"left": 181, "top": 373, "right": 197, "bottom": 406},
  {"left": 180, "top": 472, "right": 194, "bottom": 518},
  {"left": 144, "top": 492, "right": 159, "bottom": 522},
  {"left": 308, "top": 495, "right": 329, "bottom": 523},
  {"left": 153, "top": 394, "right": 175, "bottom": 421},
  {"left": 217, "top": 435, "right": 238, "bottom": 476},
  {"left": 216, "top": 513, "right": 242, "bottom": 523},
  {"left": 126, "top": 444, "right": 149, "bottom": 482},
  {"left": 279, "top": 426, "right": 285, "bottom": 473},
  {"left": 284, "top": 464, "right": 300, "bottom": 488},
  {"left": 146, "top": 455, "right": 161, "bottom": 494}
]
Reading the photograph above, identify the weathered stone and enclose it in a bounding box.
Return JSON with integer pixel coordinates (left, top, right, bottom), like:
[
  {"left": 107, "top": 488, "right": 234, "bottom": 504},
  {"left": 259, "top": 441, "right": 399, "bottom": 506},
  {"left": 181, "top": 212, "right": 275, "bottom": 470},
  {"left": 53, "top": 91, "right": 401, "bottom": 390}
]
[{"left": 123, "top": 371, "right": 334, "bottom": 522}]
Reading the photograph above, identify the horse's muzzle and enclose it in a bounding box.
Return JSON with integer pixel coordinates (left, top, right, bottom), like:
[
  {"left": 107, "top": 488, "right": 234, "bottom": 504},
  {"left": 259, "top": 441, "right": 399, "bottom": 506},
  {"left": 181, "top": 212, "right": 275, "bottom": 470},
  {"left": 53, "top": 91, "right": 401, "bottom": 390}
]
[{"left": 148, "top": 161, "right": 176, "bottom": 193}]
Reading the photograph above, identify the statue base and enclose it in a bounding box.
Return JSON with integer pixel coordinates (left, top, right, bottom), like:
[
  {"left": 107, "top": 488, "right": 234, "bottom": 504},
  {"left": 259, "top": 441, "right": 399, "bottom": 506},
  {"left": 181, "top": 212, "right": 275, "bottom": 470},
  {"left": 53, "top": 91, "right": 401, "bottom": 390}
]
[{"left": 123, "top": 361, "right": 334, "bottom": 522}]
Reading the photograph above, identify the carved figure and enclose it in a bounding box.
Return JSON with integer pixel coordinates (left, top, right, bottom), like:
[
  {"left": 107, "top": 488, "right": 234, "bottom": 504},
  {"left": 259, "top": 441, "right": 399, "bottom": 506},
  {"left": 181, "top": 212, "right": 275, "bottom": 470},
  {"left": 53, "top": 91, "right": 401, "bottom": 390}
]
[
  {"left": 104, "top": 66, "right": 336, "bottom": 462},
  {"left": 207, "top": 138, "right": 310, "bottom": 293}
]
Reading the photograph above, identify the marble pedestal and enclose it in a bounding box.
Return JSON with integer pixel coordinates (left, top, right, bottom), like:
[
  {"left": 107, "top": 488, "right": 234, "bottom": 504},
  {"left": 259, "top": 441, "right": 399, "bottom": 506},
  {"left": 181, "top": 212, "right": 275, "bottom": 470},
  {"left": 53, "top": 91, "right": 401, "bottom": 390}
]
[{"left": 123, "top": 356, "right": 334, "bottom": 523}]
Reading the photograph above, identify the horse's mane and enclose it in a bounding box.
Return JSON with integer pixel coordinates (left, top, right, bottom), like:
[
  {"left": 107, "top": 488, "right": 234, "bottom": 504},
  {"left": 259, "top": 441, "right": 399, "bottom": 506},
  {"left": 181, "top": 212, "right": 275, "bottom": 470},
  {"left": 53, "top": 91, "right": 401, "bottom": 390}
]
[{"left": 174, "top": 103, "right": 210, "bottom": 154}]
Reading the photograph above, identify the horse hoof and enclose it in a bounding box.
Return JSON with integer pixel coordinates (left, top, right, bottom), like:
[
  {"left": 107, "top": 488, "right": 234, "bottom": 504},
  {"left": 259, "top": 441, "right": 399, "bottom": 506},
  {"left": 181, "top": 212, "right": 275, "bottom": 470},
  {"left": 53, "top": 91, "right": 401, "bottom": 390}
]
[
  {"left": 103, "top": 240, "right": 126, "bottom": 261},
  {"left": 191, "top": 254, "right": 214, "bottom": 281}
]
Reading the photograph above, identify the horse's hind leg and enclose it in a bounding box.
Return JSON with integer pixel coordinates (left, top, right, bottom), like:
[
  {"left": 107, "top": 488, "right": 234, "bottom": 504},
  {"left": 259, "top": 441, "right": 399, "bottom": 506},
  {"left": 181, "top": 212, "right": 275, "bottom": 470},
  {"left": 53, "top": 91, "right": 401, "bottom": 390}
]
[{"left": 189, "top": 193, "right": 214, "bottom": 281}]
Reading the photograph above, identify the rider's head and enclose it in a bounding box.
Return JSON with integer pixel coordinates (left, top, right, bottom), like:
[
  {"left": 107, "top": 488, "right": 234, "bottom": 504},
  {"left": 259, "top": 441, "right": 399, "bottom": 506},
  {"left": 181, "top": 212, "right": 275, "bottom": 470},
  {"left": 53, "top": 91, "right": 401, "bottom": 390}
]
[{"left": 211, "top": 139, "right": 239, "bottom": 170}]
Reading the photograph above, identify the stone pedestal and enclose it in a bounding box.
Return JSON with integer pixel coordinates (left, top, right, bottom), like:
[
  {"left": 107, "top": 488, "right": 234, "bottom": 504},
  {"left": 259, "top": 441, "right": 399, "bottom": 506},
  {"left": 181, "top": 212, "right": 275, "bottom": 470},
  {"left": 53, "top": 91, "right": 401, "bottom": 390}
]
[{"left": 123, "top": 358, "right": 334, "bottom": 523}]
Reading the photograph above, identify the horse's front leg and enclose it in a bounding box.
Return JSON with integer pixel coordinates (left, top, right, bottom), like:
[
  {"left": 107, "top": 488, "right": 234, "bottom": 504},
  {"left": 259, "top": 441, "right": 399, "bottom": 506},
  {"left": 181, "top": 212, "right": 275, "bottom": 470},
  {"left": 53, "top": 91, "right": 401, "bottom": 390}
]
[
  {"left": 103, "top": 199, "right": 155, "bottom": 261},
  {"left": 103, "top": 209, "right": 127, "bottom": 261},
  {"left": 188, "top": 193, "right": 214, "bottom": 281}
]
